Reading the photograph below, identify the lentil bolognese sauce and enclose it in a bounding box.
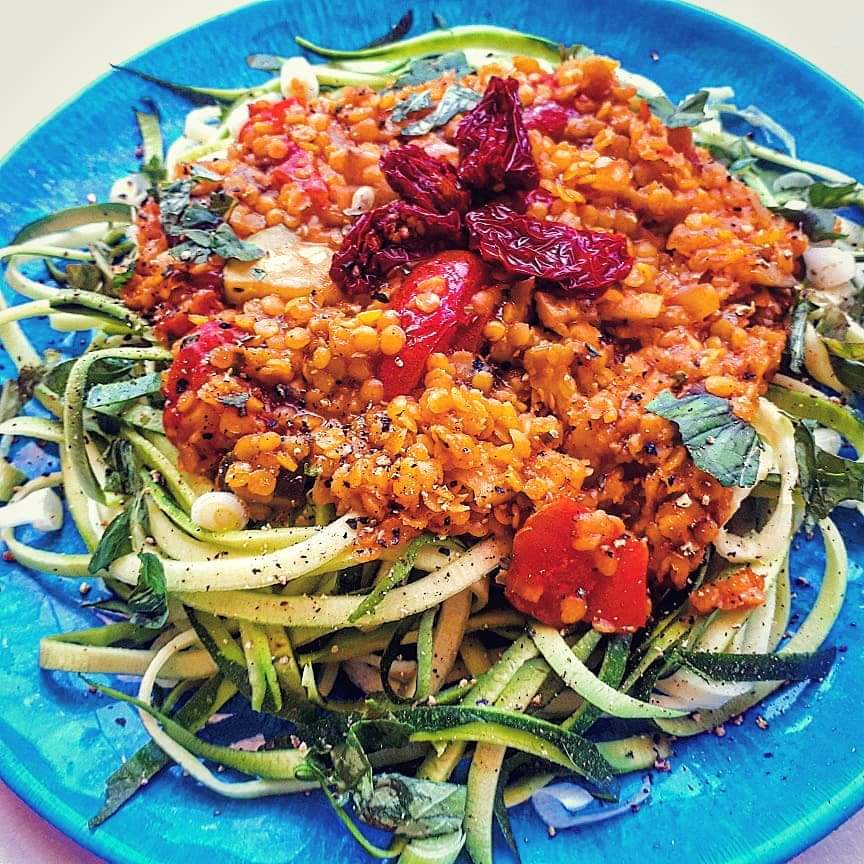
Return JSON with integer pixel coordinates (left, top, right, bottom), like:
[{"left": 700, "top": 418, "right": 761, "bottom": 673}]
[
  {"left": 2, "top": 21, "right": 860, "bottom": 857},
  {"left": 128, "top": 52, "right": 802, "bottom": 630}
]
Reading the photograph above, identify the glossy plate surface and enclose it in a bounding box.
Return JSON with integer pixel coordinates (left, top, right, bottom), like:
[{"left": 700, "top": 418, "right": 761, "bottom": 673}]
[{"left": 0, "top": 1, "right": 862, "bottom": 862}]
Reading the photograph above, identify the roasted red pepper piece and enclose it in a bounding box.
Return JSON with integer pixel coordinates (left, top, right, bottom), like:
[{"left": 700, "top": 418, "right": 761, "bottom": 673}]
[
  {"left": 455, "top": 76, "right": 539, "bottom": 192},
  {"left": 163, "top": 321, "right": 245, "bottom": 416},
  {"left": 378, "top": 251, "right": 491, "bottom": 398},
  {"left": 504, "top": 498, "right": 651, "bottom": 632},
  {"left": 466, "top": 202, "right": 633, "bottom": 296},
  {"left": 380, "top": 145, "right": 470, "bottom": 214},
  {"left": 522, "top": 101, "right": 577, "bottom": 140},
  {"left": 329, "top": 202, "right": 463, "bottom": 295}
]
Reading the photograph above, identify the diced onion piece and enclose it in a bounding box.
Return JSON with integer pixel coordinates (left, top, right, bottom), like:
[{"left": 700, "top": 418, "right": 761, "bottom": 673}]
[
  {"left": 110, "top": 174, "right": 148, "bottom": 206},
  {"left": 804, "top": 245, "right": 857, "bottom": 290},
  {"left": 190, "top": 491, "right": 249, "bottom": 532},
  {"left": 0, "top": 487, "right": 64, "bottom": 532},
  {"left": 279, "top": 57, "right": 319, "bottom": 102},
  {"left": 184, "top": 106, "right": 222, "bottom": 144},
  {"left": 223, "top": 224, "right": 332, "bottom": 302}
]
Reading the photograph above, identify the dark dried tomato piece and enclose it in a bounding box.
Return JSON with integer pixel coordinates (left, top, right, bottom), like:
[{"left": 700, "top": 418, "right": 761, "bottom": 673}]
[
  {"left": 455, "top": 76, "right": 539, "bottom": 192},
  {"left": 380, "top": 145, "right": 470, "bottom": 214},
  {"left": 522, "top": 101, "right": 578, "bottom": 140},
  {"left": 330, "top": 201, "right": 464, "bottom": 295},
  {"left": 465, "top": 203, "right": 633, "bottom": 296}
]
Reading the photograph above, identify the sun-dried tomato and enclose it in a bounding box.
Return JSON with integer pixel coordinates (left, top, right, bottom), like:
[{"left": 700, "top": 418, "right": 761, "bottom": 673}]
[
  {"left": 465, "top": 203, "right": 633, "bottom": 296},
  {"left": 329, "top": 201, "right": 463, "bottom": 295},
  {"left": 380, "top": 145, "right": 470, "bottom": 214},
  {"left": 455, "top": 76, "right": 539, "bottom": 192},
  {"left": 522, "top": 101, "right": 577, "bottom": 140}
]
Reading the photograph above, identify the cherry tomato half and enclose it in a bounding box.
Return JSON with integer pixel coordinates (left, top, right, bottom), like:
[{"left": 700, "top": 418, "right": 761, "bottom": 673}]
[
  {"left": 378, "top": 251, "right": 492, "bottom": 399},
  {"left": 504, "top": 497, "right": 651, "bottom": 632}
]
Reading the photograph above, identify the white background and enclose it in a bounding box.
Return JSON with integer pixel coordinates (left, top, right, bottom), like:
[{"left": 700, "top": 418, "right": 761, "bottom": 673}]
[{"left": 0, "top": 1, "right": 862, "bottom": 862}]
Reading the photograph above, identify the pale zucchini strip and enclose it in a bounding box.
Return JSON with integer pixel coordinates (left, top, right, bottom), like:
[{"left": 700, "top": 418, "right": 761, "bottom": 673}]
[
  {"left": 465, "top": 658, "right": 549, "bottom": 864},
  {"left": 109, "top": 512, "right": 360, "bottom": 591},
  {"left": 530, "top": 624, "right": 687, "bottom": 719},
  {"left": 179, "top": 537, "right": 507, "bottom": 627},
  {"left": 39, "top": 639, "right": 217, "bottom": 678}
]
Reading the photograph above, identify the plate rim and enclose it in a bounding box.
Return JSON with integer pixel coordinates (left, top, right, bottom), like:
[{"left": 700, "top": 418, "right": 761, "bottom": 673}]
[{"left": 0, "top": 1, "right": 862, "bottom": 862}]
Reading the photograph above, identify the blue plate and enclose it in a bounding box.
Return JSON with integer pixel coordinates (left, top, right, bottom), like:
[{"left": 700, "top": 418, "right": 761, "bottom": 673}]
[{"left": 1, "top": 2, "right": 863, "bottom": 862}]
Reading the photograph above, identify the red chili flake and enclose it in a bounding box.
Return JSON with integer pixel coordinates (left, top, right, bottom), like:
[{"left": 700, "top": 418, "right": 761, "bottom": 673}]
[
  {"left": 329, "top": 201, "right": 463, "bottom": 295},
  {"left": 380, "top": 145, "right": 470, "bottom": 214},
  {"left": 522, "top": 101, "right": 577, "bottom": 140},
  {"left": 465, "top": 202, "right": 633, "bottom": 296},
  {"left": 454, "top": 76, "right": 539, "bottom": 191}
]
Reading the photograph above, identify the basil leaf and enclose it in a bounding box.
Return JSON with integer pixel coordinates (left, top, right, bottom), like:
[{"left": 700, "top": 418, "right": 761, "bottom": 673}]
[
  {"left": 208, "top": 223, "right": 264, "bottom": 261},
  {"left": 86, "top": 372, "right": 163, "bottom": 409},
  {"left": 353, "top": 773, "right": 466, "bottom": 839},
  {"left": 391, "top": 90, "right": 434, "bottom": 123},
  {"left": 402, "top": 85, "right": 481, "bottom": 136},
  {"left": 363, "top": 10, "right": 413, "bottom": 49},
  {"left": 831, "top": 354, "right": 864, "bottom": 393},
  {"left": 771, "top": 206, "right": 845, "bottom": 242},
  {"left": 788, "top": 297, "right": 813, "bottom": 375},
  {"left": 649, "top": 90, "right": 710, "bottom": 129},
  {"left": 807, "top": 181, "right": 860, "bottom": 209},
  {"left": 646, "top": 390, "right": 763, "bottom": 487},
  {"left": 795, "top": 422, "right": 864, "bottom": 519},
  {"left": 65, "top": 263, "right": 103, "bottom": 292},
  {"left": 176, "top": 203, "right": 222, "bottom": 232},
  {"left": 88, "top": 509, "right": 133, "bottom": 575},
  {"left": 89, "top": 676, "right": 225, "bottom": 828},
  {"left": 395, "top": 51, "right": 472, "bottom": 88},
  {"left": 674, "top": 648, "right": 835, "bottom": 683},
  {"left": 103, "top": 439, "right": 141, "bottom": 495},
  {"left": 129, "top": 552, "right": 169, "bottom": 629}
]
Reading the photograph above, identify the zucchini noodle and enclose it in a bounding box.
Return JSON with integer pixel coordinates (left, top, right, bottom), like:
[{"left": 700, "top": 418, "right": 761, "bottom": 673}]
[{"left": 714, "top": 398, "right": 798, "bottom": 563}]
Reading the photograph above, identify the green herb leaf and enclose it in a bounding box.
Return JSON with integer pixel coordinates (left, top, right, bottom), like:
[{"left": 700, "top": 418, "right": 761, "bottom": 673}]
[
  {"left": 86, "top": 372, "right": 163, "bottom": 409},
  {"left": 646, "top": 390, "right": 763, "bottom": 487},
  {"left": 395, "top": 51, "right": 472, "bottom": 88},
  {"left": 88, "top": 509, "right": 133, "bottom": 575},
  {"left": 89, "top": 676, "right": 226, "bottom": 828},
  {"left": 795, "top": 423, "right": 864, "bottom": 519},
  {"left": 363, "top": 10, "right": 414, "bottom": 49},
  {"left": 209, "top": 223, "right": 264, "bottom": 260},
  {"left": 674, "top": 648, "right": 835, "bottom": 682},
  {"left": 129, "top": 552, "right": 169, "bottom": 629},
  {"left": 648, "top": 90, "right": 710, "bottom": 129},
  {"left": 353, "top": 773, "right": 466, "bottom": 838},
  {"left": 189, "top": 164, "right": 223, "bottom": 182},
  {"left": 402, "top": 84, "right": 481, "bottom": 136},
  {"left": 807, "top": 181, "right": 860, "bottom": 209},
  {"left": 771, "top": 206, "right": 845, "bottom": 242},
  {"left": 350, "top": 534, "right": 434, "bottom": 622},
  {"left": 103, "top": 439, "right": 142, "bottom": 495},
  {"left": 787, "top": 296, "right": 814, "bottom": 375},
  {"left": 64, "top": 263, "right": 103, "bottom": 293},
  {"left": 391, "top": 89, "right": 434, "bottom": 122}
]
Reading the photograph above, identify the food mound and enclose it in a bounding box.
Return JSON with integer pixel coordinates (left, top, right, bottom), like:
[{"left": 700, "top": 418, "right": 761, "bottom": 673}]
[{"left": 124, "top": 52, "right": 804, "bottom": 631}]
